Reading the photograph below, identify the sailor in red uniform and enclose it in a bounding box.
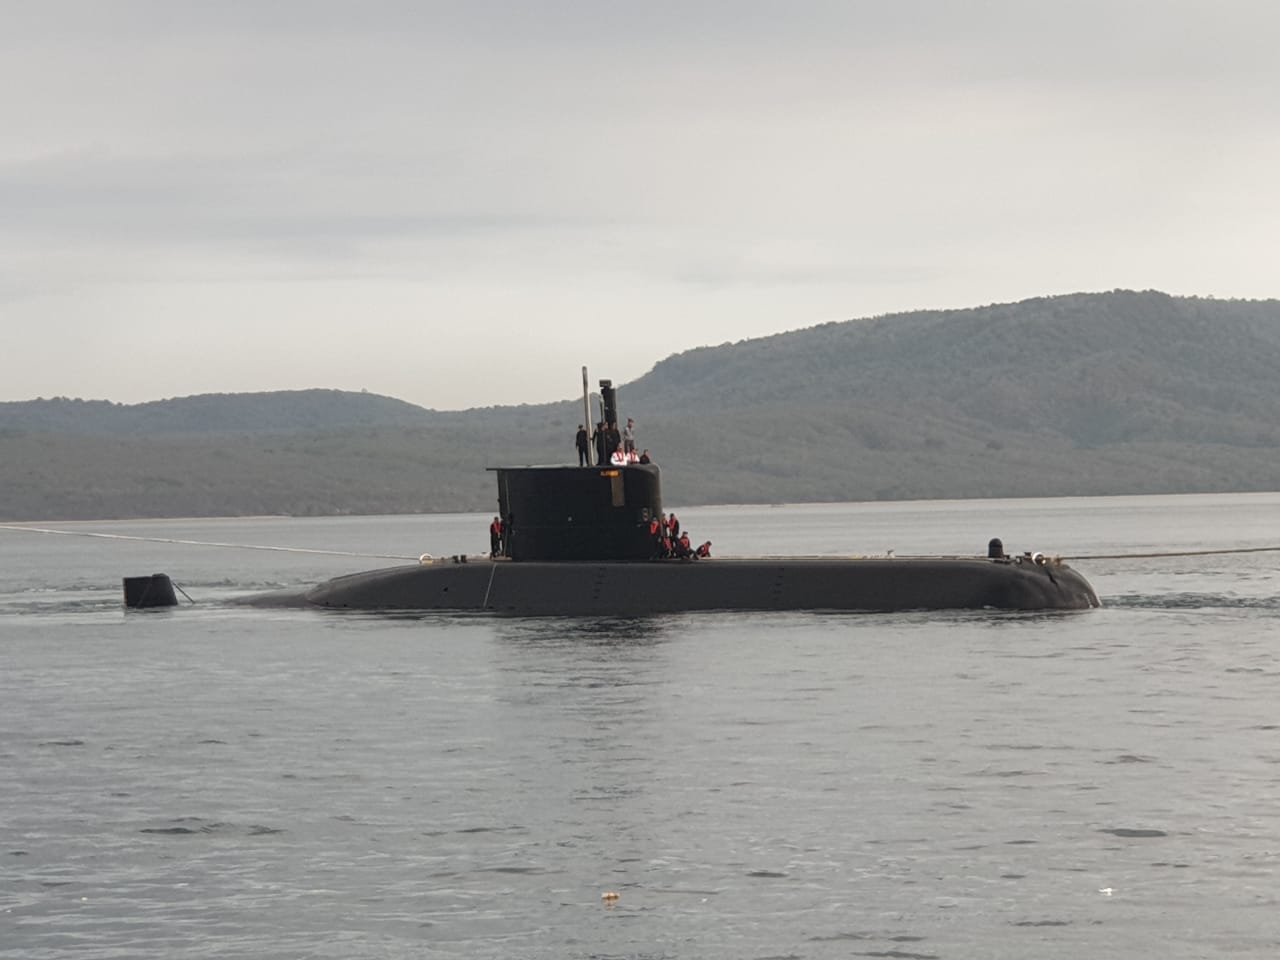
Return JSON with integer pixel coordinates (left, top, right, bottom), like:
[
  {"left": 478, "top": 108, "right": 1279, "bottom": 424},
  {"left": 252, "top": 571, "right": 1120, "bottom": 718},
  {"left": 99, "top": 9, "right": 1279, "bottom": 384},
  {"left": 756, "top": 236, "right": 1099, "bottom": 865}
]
[{"left": 648, "top": 515, "right": 664, "bottom": 557}]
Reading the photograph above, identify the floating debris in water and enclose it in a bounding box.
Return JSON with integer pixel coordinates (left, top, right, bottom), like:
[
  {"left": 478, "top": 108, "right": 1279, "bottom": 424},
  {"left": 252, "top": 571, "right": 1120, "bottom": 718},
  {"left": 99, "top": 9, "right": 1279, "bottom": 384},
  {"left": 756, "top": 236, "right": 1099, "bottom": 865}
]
[{"left": 1100, "top": 827, "right": 1167, "bottom": 838}]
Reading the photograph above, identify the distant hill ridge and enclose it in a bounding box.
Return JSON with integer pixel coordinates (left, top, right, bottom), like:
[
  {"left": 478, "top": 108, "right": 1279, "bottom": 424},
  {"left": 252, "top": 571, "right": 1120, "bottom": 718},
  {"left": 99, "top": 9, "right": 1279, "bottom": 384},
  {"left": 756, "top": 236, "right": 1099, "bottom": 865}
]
[
  {"left": 0, "top": 388, "right": 436, "bottom": 435},
  {"left": 3, "top": 290, "right": 1278, "bottom": 519}
]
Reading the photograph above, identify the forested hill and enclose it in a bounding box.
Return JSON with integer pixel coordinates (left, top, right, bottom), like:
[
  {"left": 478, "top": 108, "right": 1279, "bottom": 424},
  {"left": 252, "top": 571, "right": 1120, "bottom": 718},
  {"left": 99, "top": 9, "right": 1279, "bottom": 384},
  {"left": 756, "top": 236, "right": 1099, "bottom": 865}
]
[
  {"left": 627, "top": 291, "right": 1280, "bottom": 446},
  {"left": 3, "top": 290, "right": 1279, "bottom": 520}
]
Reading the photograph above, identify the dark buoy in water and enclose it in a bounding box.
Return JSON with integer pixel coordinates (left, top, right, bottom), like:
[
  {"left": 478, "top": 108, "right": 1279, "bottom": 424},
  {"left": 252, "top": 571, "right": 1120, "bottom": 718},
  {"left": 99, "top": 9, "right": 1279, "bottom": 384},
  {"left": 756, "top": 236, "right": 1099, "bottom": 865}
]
[{"left": 123, "top": 573, "right": 179, "bottom": 609}]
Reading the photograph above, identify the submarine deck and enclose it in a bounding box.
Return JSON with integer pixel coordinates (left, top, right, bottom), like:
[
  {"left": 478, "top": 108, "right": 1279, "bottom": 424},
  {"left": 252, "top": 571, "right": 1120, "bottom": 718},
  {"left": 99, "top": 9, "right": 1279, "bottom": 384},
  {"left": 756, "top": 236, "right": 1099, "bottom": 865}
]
[{"left": 292, "top": 554, "right": 1099, "bottom": 615}]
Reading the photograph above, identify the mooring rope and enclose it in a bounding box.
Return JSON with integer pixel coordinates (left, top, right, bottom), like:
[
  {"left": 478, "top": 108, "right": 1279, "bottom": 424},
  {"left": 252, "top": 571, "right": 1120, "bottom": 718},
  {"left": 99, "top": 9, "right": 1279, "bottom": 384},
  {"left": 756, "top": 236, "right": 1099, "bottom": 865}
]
[
  {"left": 1069, "top": 545, "right": 1280, "bottom": 561},
  {"left": 481, "top": 561, "right": 498, "bottom": 609},
  {"left": 0, "top": 524, "right": 418, "bottom": 561}
]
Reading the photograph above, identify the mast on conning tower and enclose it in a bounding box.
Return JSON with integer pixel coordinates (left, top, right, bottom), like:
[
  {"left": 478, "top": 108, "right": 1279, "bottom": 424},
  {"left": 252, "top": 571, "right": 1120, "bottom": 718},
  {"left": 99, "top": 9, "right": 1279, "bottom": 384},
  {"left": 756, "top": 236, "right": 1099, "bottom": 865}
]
[{"left": 581, "top": 366, "right": 592, "bottom": 461}]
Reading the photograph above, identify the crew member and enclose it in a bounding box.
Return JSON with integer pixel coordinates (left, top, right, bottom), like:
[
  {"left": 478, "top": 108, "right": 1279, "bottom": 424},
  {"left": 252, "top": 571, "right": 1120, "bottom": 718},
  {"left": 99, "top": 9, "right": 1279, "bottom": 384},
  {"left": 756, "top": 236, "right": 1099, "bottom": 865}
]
[
  {"left": 489, "top": 516, "right": 503, "bottom": 556},
  {"left": 696, "top": 540, "right": 712, "bottom": 558},
  {"left": 649, "top": 515, "right": 664, "bottom": 557},
  {"left": 610, "top": 445, "right": 628, "bottom": 465},
  {"left": 623, "top": 417, "right": 636, "bottom": 455},
  {"left": 675, "top": 531, "right": 693, "bottom": 558},
  {"left": 575, "top": 425, "right": 590, "bottom": 466},
  {"left": 638, "top": 449, "right": 651, "bottom": 464},
  {"left": 594, "top": 421, "right": 608, "bottom": 465},
  {"left": 654, "top": 513, "right": 672, "bottom": 558},
  {"left": 667, "top": 512, "right": 680, "bottom": 539}
]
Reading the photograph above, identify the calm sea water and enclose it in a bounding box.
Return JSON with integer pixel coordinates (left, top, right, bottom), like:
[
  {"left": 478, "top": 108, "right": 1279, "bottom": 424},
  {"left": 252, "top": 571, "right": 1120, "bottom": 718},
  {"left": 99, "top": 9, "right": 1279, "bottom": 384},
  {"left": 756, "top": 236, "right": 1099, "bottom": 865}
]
[{"left": 3, "top": 493, "right": 1279, "bottom": 959}]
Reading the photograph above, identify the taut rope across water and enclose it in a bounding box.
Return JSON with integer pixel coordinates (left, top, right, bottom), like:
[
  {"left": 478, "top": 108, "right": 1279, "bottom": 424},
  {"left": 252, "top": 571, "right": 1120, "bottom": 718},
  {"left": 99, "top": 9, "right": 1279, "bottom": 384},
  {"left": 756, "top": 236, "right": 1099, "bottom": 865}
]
[
  {"left": 0, "top": 524, "right": 418, "bottom": 562},
  {"left": 1069, "top": 545, "right": 1280, "bottom": 560}
]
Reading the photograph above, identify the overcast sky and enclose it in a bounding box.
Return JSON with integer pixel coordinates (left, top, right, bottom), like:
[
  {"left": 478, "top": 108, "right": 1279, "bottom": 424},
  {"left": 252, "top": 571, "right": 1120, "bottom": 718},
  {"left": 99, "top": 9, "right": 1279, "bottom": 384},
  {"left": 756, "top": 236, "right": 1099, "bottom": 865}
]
[{"left": 3, "top": 1, "right": 1277, "bottom": 410}]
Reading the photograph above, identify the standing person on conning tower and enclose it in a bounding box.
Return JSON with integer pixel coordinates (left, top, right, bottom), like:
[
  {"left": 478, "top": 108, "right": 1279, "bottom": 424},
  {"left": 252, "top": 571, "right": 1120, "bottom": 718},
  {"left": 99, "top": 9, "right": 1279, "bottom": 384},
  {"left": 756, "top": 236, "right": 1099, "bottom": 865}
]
[
  {"left": 623, "top": 417, "right": 636, "bottom": 456},
  {"left": 594, "top": 421, "right": 608, "bottom": 465}
]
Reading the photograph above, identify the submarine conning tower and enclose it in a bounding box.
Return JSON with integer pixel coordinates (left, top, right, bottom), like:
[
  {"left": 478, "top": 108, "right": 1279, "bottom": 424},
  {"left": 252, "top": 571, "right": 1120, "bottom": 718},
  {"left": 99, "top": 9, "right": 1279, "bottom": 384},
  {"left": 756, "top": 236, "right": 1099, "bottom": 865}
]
[
  {"left": 489, "top": 463, "right": 663, "bottom": 562},
  {"left": 487, "top": 374, "right": 662, "bottom": 562}
]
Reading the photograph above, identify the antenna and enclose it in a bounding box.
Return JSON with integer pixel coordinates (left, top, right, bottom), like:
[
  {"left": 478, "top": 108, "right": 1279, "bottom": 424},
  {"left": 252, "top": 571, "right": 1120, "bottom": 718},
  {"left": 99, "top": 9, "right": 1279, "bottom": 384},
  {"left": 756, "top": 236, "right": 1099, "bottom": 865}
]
[{"left": 581, "top": 367, "right": 592, "bottom": 463}]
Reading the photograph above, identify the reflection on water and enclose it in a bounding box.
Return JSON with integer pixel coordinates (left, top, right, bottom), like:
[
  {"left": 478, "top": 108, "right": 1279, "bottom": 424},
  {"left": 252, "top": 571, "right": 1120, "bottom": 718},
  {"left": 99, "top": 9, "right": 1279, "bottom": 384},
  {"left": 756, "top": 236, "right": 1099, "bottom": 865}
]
[{"left": 495, "top": 616, "right": 681, "bottom": 645}]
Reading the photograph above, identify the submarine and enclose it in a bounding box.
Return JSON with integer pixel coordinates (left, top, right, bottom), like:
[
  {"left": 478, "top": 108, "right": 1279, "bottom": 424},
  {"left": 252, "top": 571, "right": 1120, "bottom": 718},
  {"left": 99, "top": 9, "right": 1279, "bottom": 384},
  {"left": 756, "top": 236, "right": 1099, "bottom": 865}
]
[{"left": 243, "top": 377, "right": 1100, "bottom": 616}]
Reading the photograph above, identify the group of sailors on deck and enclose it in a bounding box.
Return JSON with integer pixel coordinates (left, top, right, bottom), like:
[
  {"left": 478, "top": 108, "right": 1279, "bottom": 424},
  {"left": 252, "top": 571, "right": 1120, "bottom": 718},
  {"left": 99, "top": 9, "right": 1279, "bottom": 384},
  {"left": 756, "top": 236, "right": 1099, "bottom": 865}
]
[
  {"left": 490, "top": 510, "right": 710, "bottom": 561},
  {"left": 649, "top": 512, "right": 711, "bottom": 560}
]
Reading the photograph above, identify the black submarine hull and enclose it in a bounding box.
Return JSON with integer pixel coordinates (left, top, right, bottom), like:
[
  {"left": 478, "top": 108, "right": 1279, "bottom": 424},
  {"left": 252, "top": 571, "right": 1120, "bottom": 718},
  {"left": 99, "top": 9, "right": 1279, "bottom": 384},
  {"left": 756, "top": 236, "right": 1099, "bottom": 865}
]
[{"left": 289, "top": 555, "right": 1099, "bottom": 615}]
